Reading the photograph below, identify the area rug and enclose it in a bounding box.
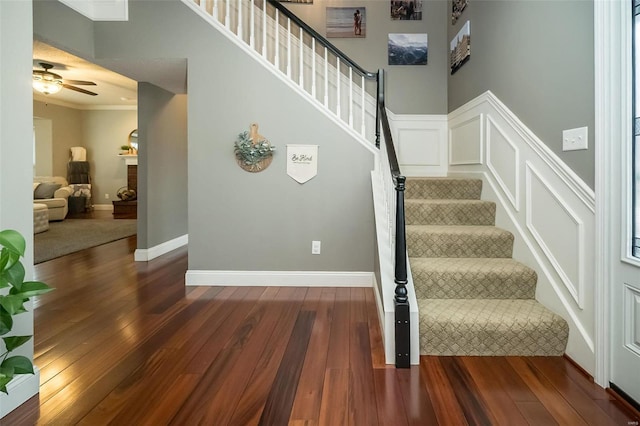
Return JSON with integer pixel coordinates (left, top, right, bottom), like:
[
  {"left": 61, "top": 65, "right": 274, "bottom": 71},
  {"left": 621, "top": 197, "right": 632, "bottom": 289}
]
[{"left": 34, "top": 218, "right": 137, "bottom": 264}]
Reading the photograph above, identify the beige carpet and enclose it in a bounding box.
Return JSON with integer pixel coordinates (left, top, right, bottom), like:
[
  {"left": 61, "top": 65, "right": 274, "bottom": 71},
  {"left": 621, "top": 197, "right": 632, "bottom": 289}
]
[
  {"left": 34, "top": 218, "right": 136, "bottom": 264},
  {"left": 407, "top": 177, "right": 568, "bottom": 356}
]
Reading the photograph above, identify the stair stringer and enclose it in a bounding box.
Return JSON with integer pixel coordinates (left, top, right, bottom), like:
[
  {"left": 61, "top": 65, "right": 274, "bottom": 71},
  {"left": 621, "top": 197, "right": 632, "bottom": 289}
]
[
  {"left": 182, "top": 0, "right": 378, "bottom": 154},
  {"left": 448, "top": 91, "right": 596, "bottom": 374}
]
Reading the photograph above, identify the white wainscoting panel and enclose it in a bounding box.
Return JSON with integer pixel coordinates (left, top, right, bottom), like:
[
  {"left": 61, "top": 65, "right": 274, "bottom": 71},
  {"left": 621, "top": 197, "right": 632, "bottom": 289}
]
[
  {"left": 625, "top": 284, "right": 640, "bottom": 356},
  {"left": 450, "top": 114, "right": 483, "bottom": 165},
  {"left": 487, "top": 116, "right": 520, "bottom": 211},
  {"left": 526, "top": 163, "right": 584, "bottom": 308},
  {"left": 387, "top": 112, "right": 448, "bottom": 177},
  {"left": 448, "top": 90, "right": 597, "bottom": 375}
]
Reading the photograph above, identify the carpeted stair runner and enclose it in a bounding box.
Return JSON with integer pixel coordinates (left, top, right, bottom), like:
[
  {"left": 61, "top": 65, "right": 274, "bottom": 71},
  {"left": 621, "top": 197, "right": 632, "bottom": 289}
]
[{"left": 407, "top": 177, "right": 568, "bottom": 356}]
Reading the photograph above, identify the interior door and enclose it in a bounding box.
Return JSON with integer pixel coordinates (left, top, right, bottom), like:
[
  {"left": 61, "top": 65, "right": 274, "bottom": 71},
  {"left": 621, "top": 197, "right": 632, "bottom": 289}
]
[{"left": 610, "top": 1, "right": 640, "bottom": 405}]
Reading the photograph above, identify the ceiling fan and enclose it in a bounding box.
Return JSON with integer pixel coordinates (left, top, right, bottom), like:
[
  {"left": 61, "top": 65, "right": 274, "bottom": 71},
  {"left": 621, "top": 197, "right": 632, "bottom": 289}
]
[{"left": 32, "top": 62, "right": 98, "bottom": 96}]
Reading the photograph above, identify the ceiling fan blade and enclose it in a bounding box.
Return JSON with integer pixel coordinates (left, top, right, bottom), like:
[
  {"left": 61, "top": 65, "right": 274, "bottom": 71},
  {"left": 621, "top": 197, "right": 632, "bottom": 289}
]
[
  {"left": 63, "top": 84, "right": 98, "bottom": 96},
  {"left": 63, "top": 79, "right": 96, "bottom": 86}
]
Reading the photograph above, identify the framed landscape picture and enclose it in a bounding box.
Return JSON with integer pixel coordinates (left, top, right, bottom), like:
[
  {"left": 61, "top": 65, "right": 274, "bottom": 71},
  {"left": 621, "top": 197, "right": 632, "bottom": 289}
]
[
  {"left": 326, "top": 7, "right": 366, "bottom": 38},
  {"left": 388, "top": 33, "right": 428, "bottom": 65},
  {"left": 390, "top": 0, "right": 423, "bottom": 20}
]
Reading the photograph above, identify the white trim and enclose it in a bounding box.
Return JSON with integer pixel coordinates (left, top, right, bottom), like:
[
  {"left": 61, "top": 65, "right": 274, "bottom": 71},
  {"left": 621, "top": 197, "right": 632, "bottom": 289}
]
[
  {"left": 92, "top": 204, "right": 114, "bottom": 211},
  {"left": 593, "top": 0, "right": 616, "bottom": 389},
  {"left": 0, "top": 367, "right": 40, "bottom": 418},
  {"left": 185, "top": 270, "right": 374, "bottom": 287},
  {"left": 134, "top": 234, "right": 188, "bottom": 262},
  {"left": 526, "top": 162, "right": 585, "bottom": 309},
  {"left": 58, "top": 0, "right": 128, "bottom": 21},
  {"left": 486, "top": 115, "right": 520, "bottom": 211},
  {"left": 386, "top": 111, "right": 448, "bottom": 177},
  {"left": 32, "top": 95, "right": 137, "bottom": 111},
  {"left": 449, "top": 114, "right": 484, "bottom": 165},
  {"left": 623, "top": 284, "right": 640, "bottom": 357},
  {"left": 470, "top": 91, "right": 596, "bottom": 211}
]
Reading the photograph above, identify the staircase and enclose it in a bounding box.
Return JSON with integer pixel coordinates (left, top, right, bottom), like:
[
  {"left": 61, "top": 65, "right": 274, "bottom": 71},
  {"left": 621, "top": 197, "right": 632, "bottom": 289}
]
[{"left": 406, "top": 177, "right": 569, "bottom": 356}]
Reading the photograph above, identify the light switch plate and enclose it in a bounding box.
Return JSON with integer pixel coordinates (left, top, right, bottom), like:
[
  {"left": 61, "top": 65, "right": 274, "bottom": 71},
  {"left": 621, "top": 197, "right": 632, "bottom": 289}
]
[{"left": 562, "top": 127, "right": 588, "bottom": 151}]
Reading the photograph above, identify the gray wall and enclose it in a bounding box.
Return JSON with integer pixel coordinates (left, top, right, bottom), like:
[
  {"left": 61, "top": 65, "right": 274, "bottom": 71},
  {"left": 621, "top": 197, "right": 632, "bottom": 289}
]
[
  {"left": 33, "top": 101, "right": 137, "bottom": 204},
  {"left": 35, "top": 0, "right": 376, "bottom": 272},
  {"left": 137, "top": 83, "right": 188, "bottom": 249},
  {"left": 33, "top": 101, "right": 83, "bottom": 177},
  {"left": 285, "top": 0, "right": 448, "bottom": 114},
  {"left": 81, "top": 109, "right": 138, "bottom": 204},
  {"left": 448, "top": 0, "right": 595, "bottom": 189}
]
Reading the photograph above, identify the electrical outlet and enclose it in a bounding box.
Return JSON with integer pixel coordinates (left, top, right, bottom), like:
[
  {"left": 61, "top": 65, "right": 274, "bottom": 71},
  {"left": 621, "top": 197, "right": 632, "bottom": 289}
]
[
  {"left": 105, "top": 193, "right": 109, "bottom": 199},
  {"left": 562, "top": 127, "right": 588, "bottom": 151},
  {"left": 312, "top": 240, "right": 321, "bottom": 255}
]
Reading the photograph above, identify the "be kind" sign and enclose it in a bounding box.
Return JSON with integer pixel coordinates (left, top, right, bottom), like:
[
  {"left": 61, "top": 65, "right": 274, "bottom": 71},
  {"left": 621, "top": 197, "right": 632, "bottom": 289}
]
[{"left": 287, "top": 145, "right": 318, "bottom": 184}]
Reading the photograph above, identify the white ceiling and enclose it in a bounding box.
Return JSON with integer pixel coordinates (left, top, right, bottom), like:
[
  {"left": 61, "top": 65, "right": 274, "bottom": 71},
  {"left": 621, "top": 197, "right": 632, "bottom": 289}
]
[
  {"left": 33, "top": 40, "right": 138, "bottom": 109},
  {"left": 33, "top": 40, "right": 187, "bottom": 109}
]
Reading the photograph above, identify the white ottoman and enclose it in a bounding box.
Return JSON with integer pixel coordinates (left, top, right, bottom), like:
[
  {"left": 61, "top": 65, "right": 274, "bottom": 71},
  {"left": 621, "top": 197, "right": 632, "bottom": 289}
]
[{"left": 33, "top": 203, "right": 49, "bottom": 234}]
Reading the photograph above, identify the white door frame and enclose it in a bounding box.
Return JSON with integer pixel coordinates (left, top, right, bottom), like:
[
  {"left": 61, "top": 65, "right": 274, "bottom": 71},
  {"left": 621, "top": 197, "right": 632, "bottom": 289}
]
[{"left": 595, "top": 0, "right": 640, "bottom": 392}]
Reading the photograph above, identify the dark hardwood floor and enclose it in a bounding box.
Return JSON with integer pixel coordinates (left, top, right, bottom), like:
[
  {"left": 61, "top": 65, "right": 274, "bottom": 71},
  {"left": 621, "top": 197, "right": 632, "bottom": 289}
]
[{"left": 3, "top": 235, "right": 639, "bottom": 424}]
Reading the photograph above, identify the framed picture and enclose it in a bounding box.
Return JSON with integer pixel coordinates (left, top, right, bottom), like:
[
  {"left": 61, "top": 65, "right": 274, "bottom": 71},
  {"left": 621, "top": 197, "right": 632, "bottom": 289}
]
[
  {"left": 452, "top": 0, "right": 468, "bottom": 24},
  {"left": 388, "top": 33, "right": 428, "bottom": 65},
  {"left": 326, "top": 7, "right": 366, "bottom": 38},
  {"left": 450, "top": 21, "right": 470, "bottom": 74},
  {"left": 390, "top": 0, "right": 423, "bottom": 21}
]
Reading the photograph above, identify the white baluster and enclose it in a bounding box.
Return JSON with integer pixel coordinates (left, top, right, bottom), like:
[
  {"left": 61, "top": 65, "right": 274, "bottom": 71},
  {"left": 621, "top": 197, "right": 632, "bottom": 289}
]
[
  {"left": 237, "top": 0, "right": 243, "bottom": 39},
  {"left": 199, "top": 0, "right": 206, "bottom": 13},
  {"left": 311, "top": 39, "right": 316, "bottom": 98},
  {"left": 250, "top": 0, "right": 255, "bottom": 48},
  {"left": 348, "top": 67, "right": 353, "bottom": 127},
  {"left": 287, "top": 18, "right": 291, "bottom": 78},
  {"left": 275, "top": 10, "right": 280, "bottom": 70},
  {"left": 361, "top": 75, "right": 366, "bottom": 136},
  {"left": 299, "top": 27, "right": 304, "bottom": 88},
  {"left": 261, "top": 0, "right": 266, "bottom": 57},
  {"left": 324, "top": 47, "right": 328, "bottom": 108},
  {"left": 225, "top": 0, "right": 230, "bottom": 28},
  {"left": 336, "top": 57, "right": 341, "bottom": 118},
  {"left": 213, "top": 0, "right": 218, "bottom": 20}
]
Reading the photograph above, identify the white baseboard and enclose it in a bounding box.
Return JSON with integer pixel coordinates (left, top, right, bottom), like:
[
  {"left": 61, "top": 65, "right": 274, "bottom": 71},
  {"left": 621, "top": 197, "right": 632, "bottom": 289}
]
[
  {"left": 0, "top": 368, "right": 39, "bottom": 419},
  {"left": 134, "top": 234, "right": 188, "bottom": 262},
  {"left": 92, "top": 204, "right": 113, "bottom": 211},
  {"left": 185, "top": 270, "right": 374, "bottom": 287}
]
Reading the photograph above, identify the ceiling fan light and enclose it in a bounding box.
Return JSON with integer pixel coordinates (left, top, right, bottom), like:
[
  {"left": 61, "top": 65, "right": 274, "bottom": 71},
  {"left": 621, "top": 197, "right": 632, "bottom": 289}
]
[{"left": 33, "top": 76, "right": 62, "bottom": 95}]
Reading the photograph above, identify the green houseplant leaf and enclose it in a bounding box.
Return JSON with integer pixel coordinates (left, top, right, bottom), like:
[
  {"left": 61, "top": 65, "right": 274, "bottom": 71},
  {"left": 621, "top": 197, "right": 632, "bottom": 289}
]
[
  {"left": 0, "top": 229, "right": 53, "bottom": 394},
  {"left": 0, "top": 310, "right": 12, "bottom": 336},
  {"left": 1, "top": 356, "right": 35, "bottom": 375},
  {"left": 0, "top": 230, "right": 26, "bottom": 257},
  {"left": 10, "top": 281, "right": 53, "bottom": 298},
  {"left": 2, "top": 336, "right": 32, "bottom": 352}
]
